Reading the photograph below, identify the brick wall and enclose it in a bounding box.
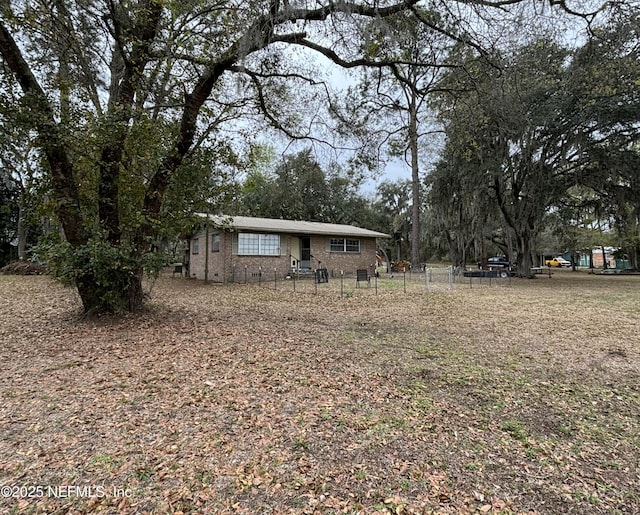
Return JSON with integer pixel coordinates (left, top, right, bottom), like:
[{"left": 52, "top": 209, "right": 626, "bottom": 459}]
[
  {"left": 188, "top": 230, "right": 381, "bottom": 282},
  {"left": 307, "top": 235, "right": 378, "bottom": 276}
]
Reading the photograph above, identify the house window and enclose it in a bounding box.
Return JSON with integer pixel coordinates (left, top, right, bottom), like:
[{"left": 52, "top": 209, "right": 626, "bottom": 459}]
[
  {"left": 211, "top": 234, "right": 220, "bottom": 252},
  {"left": 192, "top": 238, "right": 200, "bottom": 255},
  {"left": 330, "top": 238, "right": 360, "bottom": 253},
  {"left": 238, "top": 233, "right": 280, "bottom": 256},
  {"left": 346, "top": 239, "right": 361, "bottom": 252}
]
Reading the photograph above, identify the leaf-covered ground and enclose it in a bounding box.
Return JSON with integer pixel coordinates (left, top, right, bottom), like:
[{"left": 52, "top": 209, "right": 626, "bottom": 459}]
[{"left": 1, "top": 271, "right": 639, "bottom": 514}]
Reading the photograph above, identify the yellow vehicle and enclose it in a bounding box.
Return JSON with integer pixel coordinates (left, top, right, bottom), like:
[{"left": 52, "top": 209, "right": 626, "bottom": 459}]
[{"left": 545, "top": 257, "right": 571, "bottom": 267}]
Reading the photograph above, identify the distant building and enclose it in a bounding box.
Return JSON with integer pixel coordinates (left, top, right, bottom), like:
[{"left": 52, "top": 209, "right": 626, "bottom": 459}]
[{"left": 577, "top": 247, "right": 617, "bottom": 268}]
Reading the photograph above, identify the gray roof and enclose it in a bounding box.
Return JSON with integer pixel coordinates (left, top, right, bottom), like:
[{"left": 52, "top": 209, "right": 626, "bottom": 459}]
[{"left": 196, "top": 214, "right": 389, "bottom": 238}]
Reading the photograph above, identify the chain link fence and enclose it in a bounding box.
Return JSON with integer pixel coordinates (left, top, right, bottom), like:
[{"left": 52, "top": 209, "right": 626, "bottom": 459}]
[{"left": 198, "top": 265, "right": 513, "bottom": 297}]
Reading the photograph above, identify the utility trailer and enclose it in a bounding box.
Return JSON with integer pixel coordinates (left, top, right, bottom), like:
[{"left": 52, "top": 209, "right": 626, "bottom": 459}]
[{"left": 463, "top": 268, "right": 513, "bottom": 279}]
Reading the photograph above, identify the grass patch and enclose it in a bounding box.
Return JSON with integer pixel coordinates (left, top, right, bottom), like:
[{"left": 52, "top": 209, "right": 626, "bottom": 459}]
[{"left": 0, "top": 272, "right": 638, "bottom": 514}]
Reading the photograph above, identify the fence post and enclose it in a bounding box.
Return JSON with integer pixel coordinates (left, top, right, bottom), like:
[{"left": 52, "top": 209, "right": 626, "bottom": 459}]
[
  {"left": 244, "top": 265, "right": 248, "bottom": 284},
  {"left": 258, "top": 266, "right": 262, "bottom": 287},
  {"left": 449, "top": 266, "right": 453, "bottom": 289},
  {"left": 425, "top": 268, "right": 430, "bottom": 291},
  {"left": 314, "top": 269, "right": 317, "bottom": 295},
  {"left": 403, "top": 271, "right": 406, "bottom": 293},
  {"left": 274, "top": 268, "right": 277, "bottom": 290},
  {"left": 340, "top": 270, "right": 344, "bottom": 298},
  {"left": 293, "top": 270, "right": 296, "bottom": 292}
]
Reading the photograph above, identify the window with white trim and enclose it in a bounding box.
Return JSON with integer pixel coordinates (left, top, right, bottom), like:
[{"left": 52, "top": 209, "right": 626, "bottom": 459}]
[
  {"left": 211, "top": 234, "right": 220, "bottom": 252},
  {"left": 330, "top": 238, "right": 360, "bottom": 253},
  {"left": 192, "top": 238, "right": 200, "bottom": 255},
  {"left": 238, "top": 233, "right": 280, "bottom": 256}
]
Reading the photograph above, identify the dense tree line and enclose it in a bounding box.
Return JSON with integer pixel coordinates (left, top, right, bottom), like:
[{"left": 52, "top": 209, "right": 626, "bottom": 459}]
[
  {"left": 228, "top": 147, "right": 412, "bottom": 263},
  {"left": 427, "top": 6, "right": 640, "bottom": 275}
]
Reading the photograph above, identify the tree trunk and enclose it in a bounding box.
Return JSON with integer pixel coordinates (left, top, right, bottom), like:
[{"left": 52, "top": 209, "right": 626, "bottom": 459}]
[
  {"left": 17, "top": 201, "right": 27, "bottom": 260},
  {"left": 516, "top": 233, "right": 533, "bottom": 276},
  {"left": 409, "top": 96, "right": 421, "bottom": 268},
  {"left": 76, "top": 269, "right": 145, "bottom": 314}
]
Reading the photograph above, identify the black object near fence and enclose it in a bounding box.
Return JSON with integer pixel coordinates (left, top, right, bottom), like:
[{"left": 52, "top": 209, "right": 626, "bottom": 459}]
[{"left": 218, "top": 265, "right": 513, "bottom": 298}]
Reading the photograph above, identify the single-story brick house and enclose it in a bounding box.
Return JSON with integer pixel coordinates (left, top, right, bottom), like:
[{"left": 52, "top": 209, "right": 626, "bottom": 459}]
[{"left": 187, "top": 214, "right": 389, "bottom": 282}]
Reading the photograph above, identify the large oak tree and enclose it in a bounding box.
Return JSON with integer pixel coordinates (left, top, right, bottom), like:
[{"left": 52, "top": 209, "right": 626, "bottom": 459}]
[
  {"left": 0, "top": 0, "right": 602, "bottom": 312},
  {"left": 429, "top": 4, "right": 639, "bottom": 274}
]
